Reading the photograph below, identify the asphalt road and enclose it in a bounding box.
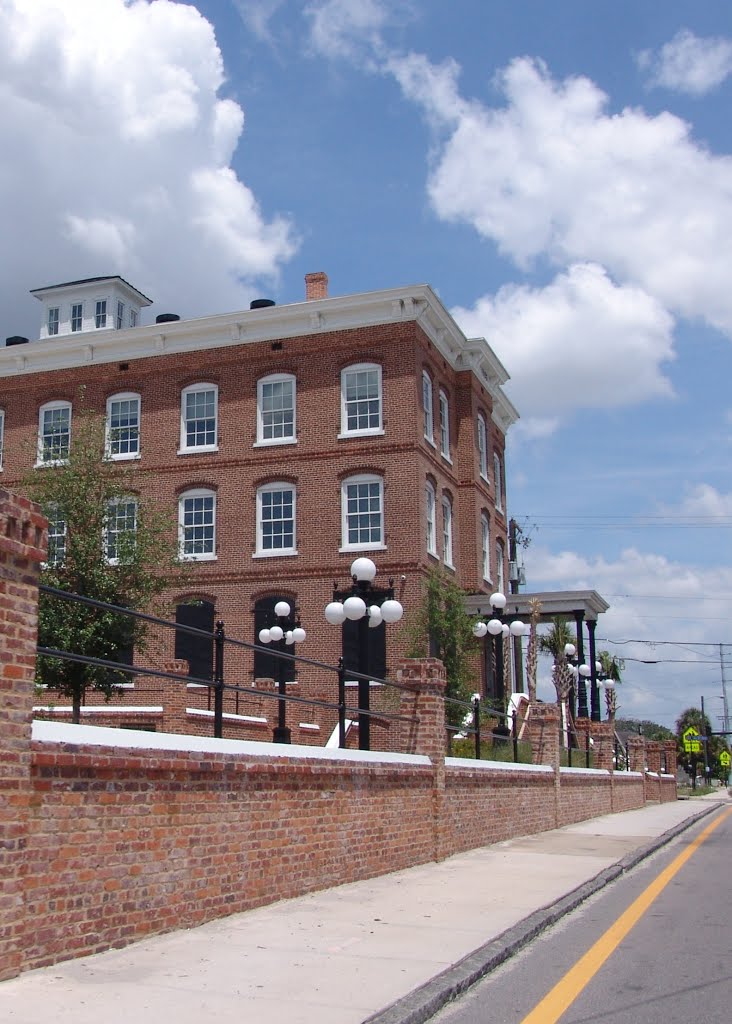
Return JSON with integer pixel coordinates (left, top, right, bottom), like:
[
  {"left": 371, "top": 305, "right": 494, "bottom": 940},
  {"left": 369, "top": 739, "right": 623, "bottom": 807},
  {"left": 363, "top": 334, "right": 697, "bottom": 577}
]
[{"left": 430, "top": 805, "right": 732, "bottom": 1024}]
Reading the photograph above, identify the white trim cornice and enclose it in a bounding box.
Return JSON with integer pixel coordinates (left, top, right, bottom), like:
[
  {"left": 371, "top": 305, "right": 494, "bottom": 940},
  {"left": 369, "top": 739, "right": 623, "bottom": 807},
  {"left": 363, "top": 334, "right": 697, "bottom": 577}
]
[{"left": 2, "top": 283, "right": 519, "bottom": 428}]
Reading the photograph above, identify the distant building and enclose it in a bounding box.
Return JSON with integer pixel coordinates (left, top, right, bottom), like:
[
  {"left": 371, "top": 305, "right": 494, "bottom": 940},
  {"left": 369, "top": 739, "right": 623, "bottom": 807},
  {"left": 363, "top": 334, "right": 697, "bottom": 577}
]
[{"left": 1, "top": 272, "right": 518, "bottom": 742}]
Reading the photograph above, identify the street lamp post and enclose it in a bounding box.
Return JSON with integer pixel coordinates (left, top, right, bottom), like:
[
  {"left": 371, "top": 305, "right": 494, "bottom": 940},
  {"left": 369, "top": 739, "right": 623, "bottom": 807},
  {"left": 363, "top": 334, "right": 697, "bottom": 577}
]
[
  {"left": 473, "top": 592, "right": 524, "bottom": 731},
  {"left": 259, "top": 600, "right": 306, "bottom": 744},
  {"left": 324, "top": 557, "right": 403, "bottom": 751},
  {"left": 564, "top": 643, "right": 591, "bottom": 720}
]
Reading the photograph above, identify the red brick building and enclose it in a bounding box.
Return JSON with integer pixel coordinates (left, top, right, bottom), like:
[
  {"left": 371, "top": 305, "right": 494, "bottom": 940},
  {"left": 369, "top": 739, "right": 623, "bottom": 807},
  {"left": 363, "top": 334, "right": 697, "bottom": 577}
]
[{"left": 0, "top": 272, "right": 518, "bottom": 739}]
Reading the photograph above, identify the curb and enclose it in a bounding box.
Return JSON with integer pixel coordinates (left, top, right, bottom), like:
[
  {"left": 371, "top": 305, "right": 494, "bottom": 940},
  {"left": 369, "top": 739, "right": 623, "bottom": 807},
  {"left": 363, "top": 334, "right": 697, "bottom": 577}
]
[{"left": 362, "top": 803, "right": 721, "bottom": 1024}]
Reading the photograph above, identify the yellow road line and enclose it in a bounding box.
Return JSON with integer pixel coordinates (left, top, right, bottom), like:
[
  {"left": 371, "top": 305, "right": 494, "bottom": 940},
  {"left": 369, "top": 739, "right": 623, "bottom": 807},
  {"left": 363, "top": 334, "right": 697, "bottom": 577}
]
[{"left": 519, "top": 807, "right": 732, "bottom": 1024}]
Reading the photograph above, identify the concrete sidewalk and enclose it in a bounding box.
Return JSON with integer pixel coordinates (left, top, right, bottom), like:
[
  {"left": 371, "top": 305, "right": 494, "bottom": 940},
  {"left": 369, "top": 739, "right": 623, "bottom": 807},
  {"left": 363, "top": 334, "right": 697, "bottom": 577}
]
[{"left": 2, "top": 792, "right": 729, "bottom": 1024}]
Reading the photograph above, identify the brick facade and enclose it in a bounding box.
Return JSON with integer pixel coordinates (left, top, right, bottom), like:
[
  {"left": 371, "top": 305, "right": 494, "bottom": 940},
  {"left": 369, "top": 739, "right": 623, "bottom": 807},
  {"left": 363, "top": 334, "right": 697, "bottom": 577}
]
[{"left": 1, "top": 277, "right": 517, "bottom": 726}]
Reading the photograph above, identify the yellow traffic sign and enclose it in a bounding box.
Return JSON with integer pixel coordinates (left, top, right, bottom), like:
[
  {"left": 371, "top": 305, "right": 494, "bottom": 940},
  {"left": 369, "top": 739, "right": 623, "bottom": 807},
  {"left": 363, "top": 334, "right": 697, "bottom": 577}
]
[
  {"left": 720, "top": 751, "right": 731, "bottom": 767},
  {"left": 683, "top": 726, "right": 702, "bottom": 754}
]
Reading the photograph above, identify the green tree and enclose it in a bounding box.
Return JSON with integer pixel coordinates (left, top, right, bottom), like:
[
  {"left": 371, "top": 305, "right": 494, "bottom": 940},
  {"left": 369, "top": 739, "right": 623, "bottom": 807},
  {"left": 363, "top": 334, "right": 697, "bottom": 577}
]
[
  {"left": 404, "top": 567, "right": 479, "bottom": 726},
  {"left": 24, "top": 402, "right": 183, "bottom": 723},
  {"left": 615, "top": 718, "right": 673, "bottom": 741},
  {"left": 674, "top": 707, "right": 728, "bottom": 786}
]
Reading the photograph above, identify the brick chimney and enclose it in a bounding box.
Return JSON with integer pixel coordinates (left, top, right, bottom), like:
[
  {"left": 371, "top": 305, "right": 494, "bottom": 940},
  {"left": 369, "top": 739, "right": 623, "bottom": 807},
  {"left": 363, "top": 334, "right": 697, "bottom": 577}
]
[{"left": 305, "top": 272, "right": 328, "bottom": 300}]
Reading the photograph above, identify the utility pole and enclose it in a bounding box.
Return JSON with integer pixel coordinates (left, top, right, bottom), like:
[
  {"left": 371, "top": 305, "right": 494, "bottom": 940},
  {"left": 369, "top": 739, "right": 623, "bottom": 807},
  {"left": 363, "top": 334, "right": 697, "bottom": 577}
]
[
  {"left": 508, "top": 518, "right": 524, "bottom": 693},
  {"left": 701, "top": 695, "right": 710, "bottom": 783},
  {"left": 720, "top": 644, "right": 730, "bottom": 737}
]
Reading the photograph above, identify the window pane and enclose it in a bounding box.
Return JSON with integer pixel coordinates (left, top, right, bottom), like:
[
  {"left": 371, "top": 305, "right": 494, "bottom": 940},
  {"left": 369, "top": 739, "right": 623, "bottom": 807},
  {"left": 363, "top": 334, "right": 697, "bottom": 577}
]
[
  {"left": 47, "top": 307, "right": 59, "bottom": 336},
  {"left": 71, "top": 304, "right": 83, "bottom": 332},
  {"left": 109, "top": 397, "right": 140, "bottom": 456},
  {"left": 345, "top": 369, "right": 380, "bottom": 431},
  {"left": 42, "top": 406, "right": 70, "bottom": 462},
  {"left": 47, "top": 510, "right": 66, "bottom": 567},
  {"left": 95, "top": 300, "right": 107, "bottom": 328},
  {"left": 346, "top": 481, "right": 382, "bottom": 545},
  {"left": 185, "top": 389, "right": 216, "bottom": 447},
  {"left": 260, "top": 488, "right": 294, "bottom": 550},
  {"left": 261, "top": 379, "right": 294, "bottom": 440},
  {"left": 182, "top": 495, "right": 215, "bottom": 555},
  {"left": 106, "top": 499, "right": 137, "bottom": 562}
]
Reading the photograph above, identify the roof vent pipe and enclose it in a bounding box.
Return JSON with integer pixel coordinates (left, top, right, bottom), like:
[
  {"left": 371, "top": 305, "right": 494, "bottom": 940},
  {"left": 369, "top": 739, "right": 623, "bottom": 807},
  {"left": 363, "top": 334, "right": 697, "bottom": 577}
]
[
  {"left": 155, "top": 313, "right": 180, "bottom": 323},
  {"left": 6, "top": 336, "right": 29, "bottom": 346},
  {"left": 250, "top": 298, "right": 276, "bottom": 309}
]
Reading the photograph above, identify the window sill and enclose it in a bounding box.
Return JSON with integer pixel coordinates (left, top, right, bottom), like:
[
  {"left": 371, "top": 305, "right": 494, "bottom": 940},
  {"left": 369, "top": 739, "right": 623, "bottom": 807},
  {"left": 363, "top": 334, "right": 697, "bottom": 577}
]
[
  {"left": 337, "top": 428, "right": 385, "bottom": 440},
  {"left": 252, "top": 550, "right": 298, "bottom": 558},
  {"left": 424, "top": 435, "right": 436, "bottom": 448},
  {"left": 253, "top": 438, "right": 297, "bottom": 448},
  {"left": 441, "top": 453, "right": 453, "bottom": 465},
  {"left": 177, "top": 445, "right": 219, "bottom": 456},
  {"left": 179, "top": 553, "right": 218, "bottom": 562},
  {"left": 339, "top": 544, "right": 387, "bottom": 553},
  {"left": 34, "top": 459, "right": 69, "bottom": 469},
  {"left": 108, "top": 452, "right": 141, "bottom": 462}
]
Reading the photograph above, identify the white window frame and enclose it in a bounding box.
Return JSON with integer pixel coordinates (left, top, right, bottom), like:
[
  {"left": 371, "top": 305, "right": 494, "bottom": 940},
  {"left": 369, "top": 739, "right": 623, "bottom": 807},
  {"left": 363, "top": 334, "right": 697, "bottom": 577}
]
[
  {"left": 439, "top": 389, "right": 451, "bottom": 461},
  {"left": 255, "top": 482, "right": 297, "bottom": 556},
  {"left": 116, "top": 301, "right": 125, "bottom": 330},
  {"left": 426, "top": 481, "right": 437, "bottom": 556},
  {"left": 71, "top": 303, "right": 83, "bottom": 333},
  {"left": 46, "top": 505, "right": 67, "bottom": 568},
  {"left": 340, "top": 363, "right": 383, "bottom": 438},
  {"left": 477, "top": 414, "right": 488, "bottom": 482},
  {"left": 495, "top": 541, "right": 505, "bottom": 594},
  {"left": 95, "top": 299, "right": 107, "bottom": 329},
  {"left": 178, "top": 488, "right": 217, "bottom": 561},
  {"left": 105, "top": 497, "right": 138, "bottom": 565},
  {"left": 494, "top": 452, "right": 504, "bottom": 511},
  {"left": 341, "top": 474, "right": 385, "bottom": 552},
  {"left": 129, "top": 308, "right": 138, "bottom": 328},
  {"left": 106, "top": 392, "right": 141, "bottom": 461},
  {"left": 481, "top": 513, "right": 490, "bottom": 582},
  {"left": 47, "top": 307, "right": 60, "bottom": 337},
  {"left": 179, "top": 383, "right": 218, "bottom": 454},
  {"left": 37, "top": 401, "right": 71, "bottom": 466},
  {"left": 442, "top": 494, "right": 454, "bottom": 568},
  {"left": 422, "top": 371, "right": 434, "bottom": 445},
  {"left": 256, "top": 373, "right": 296, "bottom": 446}
]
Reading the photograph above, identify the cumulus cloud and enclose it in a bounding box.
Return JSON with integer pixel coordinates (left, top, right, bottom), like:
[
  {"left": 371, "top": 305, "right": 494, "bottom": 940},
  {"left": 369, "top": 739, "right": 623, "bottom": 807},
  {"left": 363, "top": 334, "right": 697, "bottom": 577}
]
[
  {"left": 524, "top": 542, "right": 732, "bottom": 724},
  {"left": 387, "top": 54, "right": 732, "bottom": 337},
  {"left": 303, "top": 0, "right": 414, "bottom": 61},
  {"left": 671, "top": 484, "right": 732, "bottom": 519},
  {"left": 638, "top": 28, "right": 732, "bottom": 96},
  {"left": 0, "top": 0, "right": 296, "bottom": 337},
  {"left": 452, "top": 263, "right": 675, "bottom": 433}
]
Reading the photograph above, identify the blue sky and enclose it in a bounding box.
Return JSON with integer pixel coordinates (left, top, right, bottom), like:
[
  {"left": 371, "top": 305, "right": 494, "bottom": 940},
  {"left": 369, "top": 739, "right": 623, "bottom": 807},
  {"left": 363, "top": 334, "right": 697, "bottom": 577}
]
[{"left": 2, "top": 0, "right": 732, "bottom": 732}]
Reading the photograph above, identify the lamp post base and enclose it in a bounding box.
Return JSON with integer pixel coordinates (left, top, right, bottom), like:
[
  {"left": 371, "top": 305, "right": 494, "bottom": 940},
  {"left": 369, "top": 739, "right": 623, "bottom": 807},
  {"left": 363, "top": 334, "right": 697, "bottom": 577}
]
[{"left": 272, "top": 726, "right": 292, "bottom": 744}]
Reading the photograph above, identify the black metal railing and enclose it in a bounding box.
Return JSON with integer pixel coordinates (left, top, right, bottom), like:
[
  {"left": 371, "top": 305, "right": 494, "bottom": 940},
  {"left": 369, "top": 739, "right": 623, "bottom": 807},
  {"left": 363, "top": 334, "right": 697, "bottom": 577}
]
[
  {"left": 444, "top": 694, "right": 530, "bottom": 764},
  {"left": 37, "top": 585, "right": 417, "bottom": 750}
]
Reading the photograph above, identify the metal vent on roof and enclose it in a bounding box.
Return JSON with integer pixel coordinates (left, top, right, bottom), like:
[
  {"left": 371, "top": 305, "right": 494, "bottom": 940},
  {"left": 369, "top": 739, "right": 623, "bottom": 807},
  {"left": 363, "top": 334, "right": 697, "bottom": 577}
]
[
  {"left": 155, "top": 313, "right": 180, "bottom": 324},
  {"left": 250, "top": 299, "right": 276, "bottom": 309}
]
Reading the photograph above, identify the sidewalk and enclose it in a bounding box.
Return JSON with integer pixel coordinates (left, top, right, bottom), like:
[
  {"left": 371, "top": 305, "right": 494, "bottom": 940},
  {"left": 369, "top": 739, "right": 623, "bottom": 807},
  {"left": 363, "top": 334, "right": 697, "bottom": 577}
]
[{"left": 2, "top": 792, "right": 729, "bottom": 1024}]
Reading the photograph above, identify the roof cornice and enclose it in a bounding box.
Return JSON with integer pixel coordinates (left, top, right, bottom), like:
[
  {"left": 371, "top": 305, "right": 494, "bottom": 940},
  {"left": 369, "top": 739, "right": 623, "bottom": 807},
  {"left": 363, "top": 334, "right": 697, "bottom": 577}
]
[{"left": 1, "top": 283, "right": 519, "bottom": 428}]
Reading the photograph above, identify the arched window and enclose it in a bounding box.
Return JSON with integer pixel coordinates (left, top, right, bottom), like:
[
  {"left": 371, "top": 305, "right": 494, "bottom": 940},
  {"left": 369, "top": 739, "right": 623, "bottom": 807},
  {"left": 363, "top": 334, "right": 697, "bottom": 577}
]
[
  {"left": 180, "top": 383, "right": 218, "bottom": 453},
  {"left": 477, "top": 413, "right": 488, "bottom": 481},
  {"left": 257, "top": 373, "right": 296, "bottom": 444},
  {"left": 439, "top": 389, "right": 450, "bottom": 459},
  {"left": 105, "top": 497, "right": 138, "bottom": 564},
  {"left": 37, "top": 400, "right": 71, "bottom": 465},
  {"left": 426, "top": 481, "right": 437, "bottom": 556},
  {"left": 341, "top": 474, "right": 384, "bottom": 550},
  {"left": 495, "top": 540, "right": 506, "bottom": 594},
  {"left": 442, "top": 494, "right": 454, "bottom": 568},
  {"left": 494, "top": 452, "right": 504, "bottom": 511},
  {"left": 422, "top": 370, "right": 434, "bottom": 444},
  {"left": 106, "top": 392, "right": 141, "bottom": 459},
  {"left": 256, "top": 482, "right": 296, "bottom": 555},
  {"left": 481, "top": 513, "right": 490, "bottom": 582},
  {"left": 178, "top": 488, "right": 216, "bottom": 560},
  {"left": 340, "top": 363, "right": 383, "bottom": 436}
]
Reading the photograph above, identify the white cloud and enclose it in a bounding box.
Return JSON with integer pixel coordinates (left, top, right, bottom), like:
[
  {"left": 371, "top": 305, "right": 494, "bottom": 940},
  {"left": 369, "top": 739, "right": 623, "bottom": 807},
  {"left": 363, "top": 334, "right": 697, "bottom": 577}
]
[
  {"left": 304, "top": 0, "right": 413, "bottom": 62},
  {"left": 0, "top": 0, "right": 296, "bottom": 337},
  {"left": 387, "top": 53, "right": 732, "bottom": 337},
  {"left": 523, "top": 542, "right": 732, "bottom": 727},
  {"left": 672, "top": 484, "right": 732, "bottom": 519},
  {"left": 638, "top": 29, "right": 732, "bottom": 96},
  {"left": 452, "top": 263, "right": 675, "bottom": 433},
  {"left": 233, "top": 0, "right": 287, "bottom": 43}
]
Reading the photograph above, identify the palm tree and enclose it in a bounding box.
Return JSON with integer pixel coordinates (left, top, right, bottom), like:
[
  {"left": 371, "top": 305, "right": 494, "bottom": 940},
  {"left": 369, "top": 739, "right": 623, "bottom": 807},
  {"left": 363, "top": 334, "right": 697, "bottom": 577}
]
[
  {"left": 597, "top": 651, "right": 623, "bottom": 723},
  {"left": 538, "top": 617, "right": 576, "bottom": 747}
]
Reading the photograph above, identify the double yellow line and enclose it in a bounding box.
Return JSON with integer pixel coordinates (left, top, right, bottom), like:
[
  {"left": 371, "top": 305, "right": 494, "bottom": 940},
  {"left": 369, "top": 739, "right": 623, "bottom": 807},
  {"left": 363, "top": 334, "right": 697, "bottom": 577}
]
[{"left": 520, "top": 807, "right": 732, "bottom": 1024}]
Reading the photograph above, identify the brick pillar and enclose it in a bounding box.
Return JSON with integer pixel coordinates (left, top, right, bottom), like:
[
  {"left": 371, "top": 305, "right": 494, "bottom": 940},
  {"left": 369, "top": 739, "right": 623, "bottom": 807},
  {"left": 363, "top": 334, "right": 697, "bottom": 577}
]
[
  {"left": 527, "top": 702, "right": 560, "bottom": 768},
  {"left": 663, "top": 740, "right": 678, "bottom": 775},
  {"left": 0, "top": 490, "right": 47, "bottom": 981},
  {"left": 161, "top": 659, "right": 189, "bottom": 734},
  {"left": 590, "top": 721, "right": 614, "bottom": 771},
  {"left": 575, "top": 717, "right": 592, "bottom": 764},
  {"left": 398, "top": 659, "right": 447, "bottom": 860},
  {"left": 627, "top": 735, "right": 646, "bottom": 773},
  {"left": 646, "top": 740, "right": 663, "bottom": 774}
]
